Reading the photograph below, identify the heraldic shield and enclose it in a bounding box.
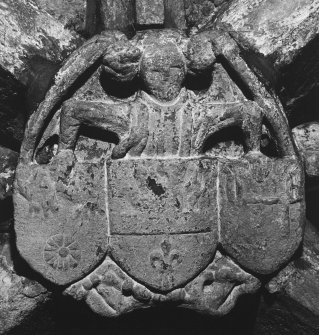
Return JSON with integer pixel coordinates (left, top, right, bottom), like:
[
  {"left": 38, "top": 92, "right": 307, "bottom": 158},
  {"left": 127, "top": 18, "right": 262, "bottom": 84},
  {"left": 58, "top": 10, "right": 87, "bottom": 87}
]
[
  {"left": 13, "top": 28, "right": 305, "bottom": 316},
  {"left": 14, "top": 157, "right": 110, "bottom": 286},
  {"left": 14, "top": 154, "right": 218, "bottom": 290},
  {"left": 107, "top": 158, "right": 218, "bottom": 292}
]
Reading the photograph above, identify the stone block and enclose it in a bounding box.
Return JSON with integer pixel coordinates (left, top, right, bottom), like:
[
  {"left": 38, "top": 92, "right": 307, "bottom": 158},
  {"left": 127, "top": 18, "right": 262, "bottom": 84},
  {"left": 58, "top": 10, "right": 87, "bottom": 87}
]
[
  {"left": 219, "top": 0, "right": 319, "bottom": 119},
  {"left": 136, "top": 0, "right": 165, "bottom": 25},
  {"left": 33, "top": 0, "right": 86, "bottom": 35},
  {"left": 0, "top": 0, "right": 82, "bottom": 86}
]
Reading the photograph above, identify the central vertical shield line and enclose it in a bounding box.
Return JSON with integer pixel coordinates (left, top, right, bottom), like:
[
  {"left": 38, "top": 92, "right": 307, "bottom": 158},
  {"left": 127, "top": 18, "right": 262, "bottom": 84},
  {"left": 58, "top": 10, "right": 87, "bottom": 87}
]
[
  {"left": 217, "top": 160, "right": 221, "bottom": 242},
  {"left": 104, "top": 160, "right": 111, "bottom": 238}
]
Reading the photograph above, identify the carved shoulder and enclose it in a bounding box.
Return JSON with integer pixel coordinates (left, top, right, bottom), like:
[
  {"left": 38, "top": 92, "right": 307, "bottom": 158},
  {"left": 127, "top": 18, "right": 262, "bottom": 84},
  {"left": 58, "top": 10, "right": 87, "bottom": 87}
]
[{"left": 21, "top": 32, "right": 128, "bottom": 161}]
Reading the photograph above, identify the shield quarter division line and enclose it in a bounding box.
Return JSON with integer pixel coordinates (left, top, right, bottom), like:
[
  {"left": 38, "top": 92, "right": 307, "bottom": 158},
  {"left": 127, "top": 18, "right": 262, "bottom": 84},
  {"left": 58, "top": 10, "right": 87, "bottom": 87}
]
[
  {"left": 217, "top": 160, "right": 221, "bottom": 242},
  {"left": 104, "top": 160, "right": 111, "bottom": 239}
]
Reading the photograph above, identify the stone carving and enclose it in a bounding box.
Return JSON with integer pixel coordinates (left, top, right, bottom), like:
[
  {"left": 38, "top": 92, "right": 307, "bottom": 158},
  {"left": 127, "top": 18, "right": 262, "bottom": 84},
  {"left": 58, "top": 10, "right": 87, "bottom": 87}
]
[
  {"left": 136, "top": 0, "right": 165, "bottom": 25},
  {"left": 43, "top": 234, "right": 81, "bottom": 271},
  {"left": 65, "top": 252, "right": 260, "bottom": 317},
  {"left": 149, "top": 239, "right": 182, "bottom": 290},
  {"left": 293, "top": 122, "right": 319, "bottom": 177},
  {"left": 13, "top": 26, "right": 305, "bottom": 317}
]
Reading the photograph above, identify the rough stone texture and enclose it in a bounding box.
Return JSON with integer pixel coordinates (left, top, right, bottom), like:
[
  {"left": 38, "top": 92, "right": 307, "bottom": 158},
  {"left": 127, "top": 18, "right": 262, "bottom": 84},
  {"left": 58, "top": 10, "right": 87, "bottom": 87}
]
[
  {"left": 164, "top": 0, "right": 187, "bottom": 29},
  {"left": 254, "top": 222, "right": 319, "bottom": 334},
  {"left": 0, "top": 146, "right": 18, "bottom": 200},
  {"left": 65, "top": 252, "right": 260, "bottom": 317},
  {"left": 0, "top": 0, "right": 82, "bottom": 86},
  {"left": 268, "top": 222, "right": 319, "bottom": 313},
  {"left": 0, "top": 67, "right": 26, "bottom": 149},
  {"left": 0, "top": 233, "right": 50, "bottom": 335},
  {"left": 185, "top": 0, "right": 216, "bottom": 30},
  {"left": 0, "top": 0, "right": 316, "bottom": 333},
  {"left": 86, "top": 0, "right": 135, "bottom": 37},
  {"left": 254, "top": 295, "right": 319, "bottom": 335},
  {"left": 220, "top": 154, "right": 304, "bottom": 274},
  {"left": 136, "top": 0, "right": 165, "bottom": 26},
  {"left": 220, "top": 0, "right": 319, "bottom": 68},
  {"left": 0, "top": 0, "right": 83, "bottom": 153},
  {"left": 0, "top": 146, "right": 18, "bottom": 232},
  {"left": 33, "top": 0, "right": 86, "bottom": 36},
  {"left": 218, "top": 0, "right": 319, "bottom": 121},
  {"left": 84, "top": 0, "right": 231, "bottom": 34},
  {"left": 13, "top": 28, "right": 304, "bottom": 319},
  {"left": 109, "top": 158, "right": 218, "bottom": 292},
  {"left": 15, "top": 158, "right": 108, "bottom": 285},
  {"left": 293, "top": 122, "right": 319, "bottom": 177}
]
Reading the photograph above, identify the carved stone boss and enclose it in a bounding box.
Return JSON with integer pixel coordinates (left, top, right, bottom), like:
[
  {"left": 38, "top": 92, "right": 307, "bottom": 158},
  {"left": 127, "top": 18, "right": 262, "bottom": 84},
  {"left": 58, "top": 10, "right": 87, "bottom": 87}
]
[{"left": 13, "top": 28, "right": 305, "bottom": 317}]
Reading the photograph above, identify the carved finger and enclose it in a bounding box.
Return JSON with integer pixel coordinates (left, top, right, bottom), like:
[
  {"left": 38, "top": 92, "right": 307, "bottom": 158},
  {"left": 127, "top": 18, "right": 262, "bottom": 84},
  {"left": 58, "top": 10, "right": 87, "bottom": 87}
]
[
  {"left": 86, "top": 289, "right": 119, "bottom": 317},
  {"left": 131, "top": 284, "right": 152, "bottom": 303}
]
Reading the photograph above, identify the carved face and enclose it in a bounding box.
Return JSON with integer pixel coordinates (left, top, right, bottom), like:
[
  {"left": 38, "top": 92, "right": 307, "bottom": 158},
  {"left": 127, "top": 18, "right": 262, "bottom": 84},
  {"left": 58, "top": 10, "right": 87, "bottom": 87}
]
[{"left": 140, "top": 43, "right": 186, "bottom": 101}]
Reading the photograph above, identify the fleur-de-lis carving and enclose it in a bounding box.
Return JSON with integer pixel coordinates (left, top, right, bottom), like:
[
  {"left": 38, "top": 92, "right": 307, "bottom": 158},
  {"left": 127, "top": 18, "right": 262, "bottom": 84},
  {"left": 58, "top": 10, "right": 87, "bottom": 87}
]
[{"left": 150, "top": 239, "right": 182, "bottom": 289}]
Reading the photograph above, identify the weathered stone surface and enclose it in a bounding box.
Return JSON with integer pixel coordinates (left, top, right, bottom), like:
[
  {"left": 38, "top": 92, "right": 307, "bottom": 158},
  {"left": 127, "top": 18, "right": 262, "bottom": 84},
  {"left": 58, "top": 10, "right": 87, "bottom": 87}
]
[
  {"left": 0, "top": 146, "right": 18, "bottom": 200},
  {"left": 0, "top": 0, "right": 82, "bottom": 86},
  {"left": 20, "top": 30, "right": 127, "bottom": 160},
  {"left": 109, "top": 158, "right": 218, "bottom": 292},
  {"left": 254, "top": 294, "right": 319, "bottom": 335},
  {"left": 15, "top": 158, "right": 108, "bottom": 285},
  {"left": 218, "top": 0, "right": 319, "bottom": 120},
  {"left": 108, "top": 159, "right": 217, "bottom": 235},
  {"left": 102, "top": 40, "right": 141, "bottom": 82},
  {"left": 0, "top": 146, "right": 18, "bottom": 232},
  {"left": 293, "top": 122, "right": 319, "bottom": 177},
  {"left": 0, "top": 233, "right": 50, "bottom": 334},
  {"left": 220, "top": 154, "right": 304, "bottom": 275},
  {"left": 136, "top": 0, "right": 165, "bottom": 26},
  {"left": 65, "top": 252, "right": 260, "bottom": 317},
  {"left": 86, "top": 0, "right": 135, "bottom": 37},
  {"left": 268, "top": 222, "right": 319, "bottom": 313},
  {"left": 185, "top": 0, "right": 217, "bottom": 30},
  {"left": 164, "top": 0, "right": 187, "bottom": 29},
  {"left": 0, "top": 67, "right": 26, "bottom": 149},
  {"left": 220, "top": 0, "right": 319, "bottom": 68},
  {"left": 13, "top": 28, "right": 305, "bottom": 319},
  {"left": 257, "top": 222, "right": 319, "bottom": 334},
  {"left": 33, "top": 0, "right": 86, "bottom": 35}
]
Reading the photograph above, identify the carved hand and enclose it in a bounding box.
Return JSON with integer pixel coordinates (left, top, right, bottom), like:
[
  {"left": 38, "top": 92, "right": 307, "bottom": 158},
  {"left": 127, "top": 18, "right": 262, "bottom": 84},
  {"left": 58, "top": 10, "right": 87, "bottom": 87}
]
[{"left": 102, "top": 40, "right": 142, "bottom": 82}]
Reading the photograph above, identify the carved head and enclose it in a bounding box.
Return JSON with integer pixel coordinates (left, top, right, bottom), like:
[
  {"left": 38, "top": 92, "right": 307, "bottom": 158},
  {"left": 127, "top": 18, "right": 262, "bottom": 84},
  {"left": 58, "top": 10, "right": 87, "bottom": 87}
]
[
  {"left": 140, "top": 43, "right": 186, "bottom": 101},
  {"left": 102, "top": 29, "right": 216, "bottom": 101}
]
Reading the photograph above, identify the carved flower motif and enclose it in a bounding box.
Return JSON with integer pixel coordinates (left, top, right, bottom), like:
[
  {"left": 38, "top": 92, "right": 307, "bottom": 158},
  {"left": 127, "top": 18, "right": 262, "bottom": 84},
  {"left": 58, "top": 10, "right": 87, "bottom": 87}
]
[
  {"left": 44, "top": 234, "right": 80, "bottom": 271},
  {"left": 150, "top": 239, "right": 182, "bottom": 289}
]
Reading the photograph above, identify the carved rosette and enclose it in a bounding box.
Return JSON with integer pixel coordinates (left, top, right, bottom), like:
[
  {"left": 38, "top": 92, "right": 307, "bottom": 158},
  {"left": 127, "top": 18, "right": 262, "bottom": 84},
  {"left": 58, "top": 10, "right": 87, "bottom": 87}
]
[{"left": 44, "top": 234, "right": 81, "bottom": 271}]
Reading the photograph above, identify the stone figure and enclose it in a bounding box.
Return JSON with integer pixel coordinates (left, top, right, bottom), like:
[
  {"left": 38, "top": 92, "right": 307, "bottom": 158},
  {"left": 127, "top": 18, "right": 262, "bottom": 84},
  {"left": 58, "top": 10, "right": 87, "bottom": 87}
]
[{"left": 13, "top": 26, "right": 305, "bottom": 318}]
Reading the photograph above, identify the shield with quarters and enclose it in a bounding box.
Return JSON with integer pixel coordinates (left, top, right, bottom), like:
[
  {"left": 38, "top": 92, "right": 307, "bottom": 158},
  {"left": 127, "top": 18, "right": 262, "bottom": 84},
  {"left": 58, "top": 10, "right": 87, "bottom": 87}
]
[
  {"left": 219, "top": 152, "right": 305, "bottom": 275},
  {"left": 14, "top": 157, "right": 109, "bottom": 286},
  {"left": 107, "top": 157, "right": 219, "bottom": 293},
  {"left": 12, "top": 28, "right": 305, "bottom": 294}
]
